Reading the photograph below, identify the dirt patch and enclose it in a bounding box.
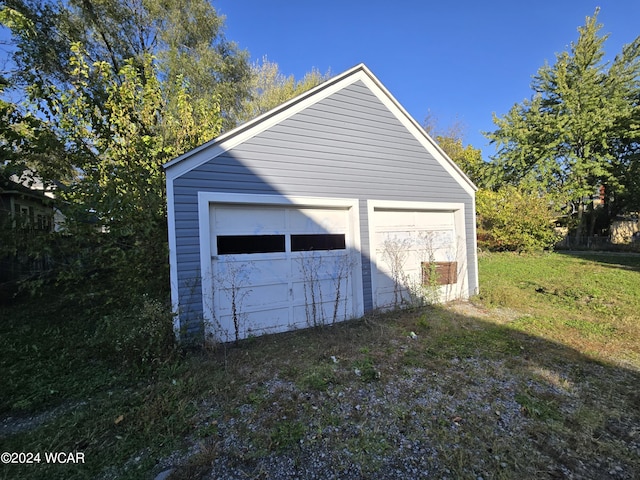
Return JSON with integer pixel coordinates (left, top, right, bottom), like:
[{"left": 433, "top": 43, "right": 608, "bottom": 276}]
[{"left": 446, "top": 301, "right": 523, "bottom": 323}]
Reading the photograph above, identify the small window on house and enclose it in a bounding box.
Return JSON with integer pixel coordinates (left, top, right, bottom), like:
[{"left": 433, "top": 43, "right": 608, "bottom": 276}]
[
  {"left": 217, "top": 235, "right": 285, "bottom": 255},
  {"left": 291, "top": 234, "right": 346, "bottom": 252},
  {"left": 422, "top": 261, "right": 458, "bottom": 286}
]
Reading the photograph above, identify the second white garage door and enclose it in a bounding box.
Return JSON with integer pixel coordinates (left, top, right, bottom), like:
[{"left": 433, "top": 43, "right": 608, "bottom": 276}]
[
  {"left": 208, "top": 202, "right": 360, "bottom": 341},
  {"left": 369, "top": 201, "right": 466, "bottom": 309}
]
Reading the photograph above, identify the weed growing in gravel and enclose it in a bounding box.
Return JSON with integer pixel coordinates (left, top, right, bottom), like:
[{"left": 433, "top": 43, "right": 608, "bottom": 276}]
[
  {"left": 299, "top": 363, "right": 337, "bottom": 391},
  {"left": 269, "top": 420, "right": 306, "bottom": 453},
  {"left": 353, "top": 356, "right": 381, "bottom": 382},
  {"left": 514, "top": 389, "right": 562, "bottom": 421}
]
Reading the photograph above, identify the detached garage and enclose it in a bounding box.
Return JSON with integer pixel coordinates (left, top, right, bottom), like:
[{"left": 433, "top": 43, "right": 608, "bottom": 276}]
[{"left": 164, "top": 64, "right": 478, "bottom": 342}]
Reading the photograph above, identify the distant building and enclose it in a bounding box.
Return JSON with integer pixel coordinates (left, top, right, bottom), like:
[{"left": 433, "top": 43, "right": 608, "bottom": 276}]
[
  {"left": 611, "top": 216, "right": 639, "bottom": 244},
  {"left": 0, "top": 173, "right": 58, "bottom": 232},
  {"left": 0, "top": 171, "right": 64, "bottom": 288}
]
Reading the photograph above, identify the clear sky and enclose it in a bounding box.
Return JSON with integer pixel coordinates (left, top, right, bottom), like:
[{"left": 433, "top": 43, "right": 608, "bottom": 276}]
[{"left": 214, "top": 0, "right": 640, "bottom": 160}]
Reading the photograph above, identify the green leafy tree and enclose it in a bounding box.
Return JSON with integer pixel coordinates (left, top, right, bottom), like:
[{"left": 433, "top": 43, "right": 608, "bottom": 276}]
[
  {"left": 0, "top": 1, "right": 234, "bottom": 356},
  {"left": 0, "top": 90, "right": 71, "bottom": 185},
  {"left": 0, "top": 6, "right": 72, "bottom": 183},
  {"left": 0, "top": 0, "right": 79, "bottom": 87},
  {"left": 235, "top": 57, "right": 330, "bottom": 124},
  {"left": 487, "top": 9, "right": 640, "bottom": 237},
  {"left": 476, "top": 186, "right": 560, "bottom": 252},
  {"left": 2, "top": 0, "right": 250, "bottom": 131},
  {"left": 437, "top": 137, "right": 485, "bottom": 186},
  {"left": 607, "top": 38, "right": 640, "bottom": 215},
  {"left": 0, "top": 1, "right": 238, "bottom": 297},
  {"left": 40, "top": 45, "right": 222, "bottom": 302},
  {"left": 422, "top": 118, "right": 557, "bottom": 252},
  {"left": 149, "top": 0, "right": 251, "bottom": 130}
]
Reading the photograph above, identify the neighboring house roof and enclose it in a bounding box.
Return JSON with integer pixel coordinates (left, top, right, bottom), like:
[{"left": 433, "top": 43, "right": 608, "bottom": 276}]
[
  {"left": 0, "top": 177, "right": 54, "bottom": 205},
  {"left": 0, "top": 171, "right": 67, "bottom": 232},
  {"left": 163, "top": 63, "right": 477, "bottom": 194},
  {"left": 1, "top": 169, "right": 58, "bottom": 201}
]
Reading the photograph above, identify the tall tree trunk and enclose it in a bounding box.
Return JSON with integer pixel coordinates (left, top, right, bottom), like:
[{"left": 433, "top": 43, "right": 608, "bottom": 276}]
[
  {"left": 588, "top": 202, "right": 598, "bottom": 238},
  {"left": 576, "top": 200, "right": 585, "bottom": 243}
]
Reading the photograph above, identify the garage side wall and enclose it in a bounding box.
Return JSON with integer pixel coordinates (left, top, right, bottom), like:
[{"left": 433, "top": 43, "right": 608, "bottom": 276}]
[{"left": 171, "top": 80, "right": 477, "bottom": 337}]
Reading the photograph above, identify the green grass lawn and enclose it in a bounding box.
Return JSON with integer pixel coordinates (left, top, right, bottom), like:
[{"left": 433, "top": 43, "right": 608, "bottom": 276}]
[
  {"left": 479, "top": 252, "right": 640, "bottom": 367},
  {"left": 1, "top": 252, "right": 639, "bottom": 479}
]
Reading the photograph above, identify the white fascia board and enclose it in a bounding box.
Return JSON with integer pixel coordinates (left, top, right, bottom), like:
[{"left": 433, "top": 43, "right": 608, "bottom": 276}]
[
  {"left": 198, "top": 192, "right": 364, "bottom": 330},
  {"left": 198, "top": 191, "right": 214, "bottom": 334},
  {"left": 356, "top": 71, "right": 478, "bottom": 196}
]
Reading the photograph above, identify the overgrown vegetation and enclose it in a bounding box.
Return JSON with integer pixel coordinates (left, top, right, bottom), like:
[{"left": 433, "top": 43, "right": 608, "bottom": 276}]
[
  {"left": 0, "top": 0, "right": 328, "bottom": 353},
  {"left": 2, "top": 253, "right": 638, "bottom": 479},
  {"left": 0, "top": 0, "right": 237, "bottom": 347},
  {"left": 476, "top": 186, "right": 562, "bottom": 252}
]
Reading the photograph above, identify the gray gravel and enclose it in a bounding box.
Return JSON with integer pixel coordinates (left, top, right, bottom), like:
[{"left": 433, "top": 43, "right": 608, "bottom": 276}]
[
  {"left": 153, "top": 358, "right": 538, "bottom": 480},
  {"left": 148, "top": 352, "right": 640, "bottom": 480}
]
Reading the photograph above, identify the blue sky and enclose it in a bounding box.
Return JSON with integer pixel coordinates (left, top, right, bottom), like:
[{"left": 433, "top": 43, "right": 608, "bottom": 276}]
[{"left": 215, "top": 0, "right": 640, "bottom": 159}]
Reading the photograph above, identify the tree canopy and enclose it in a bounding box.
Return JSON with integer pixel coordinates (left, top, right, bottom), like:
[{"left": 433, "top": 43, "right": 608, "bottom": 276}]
[
  {"left": 234, "top": 56, "right": 330, "bottom": 125},
  {"left": 0, "top": 0, "right": 339, "bottom": 306},
  {"left": 487, "top": 9, "right": 640, "bottom": 235},
  {"left": 2, "top": 0, "right": 251, "bottom": 133},
  {"left": 424, "top": 118, "right": 559, "bottom": 252},
  {"left": 0, "top": 0, "right": 245, "bottom": 303},
  {"left": 423, "top": 117, "right": 488, "bottom": 188}
]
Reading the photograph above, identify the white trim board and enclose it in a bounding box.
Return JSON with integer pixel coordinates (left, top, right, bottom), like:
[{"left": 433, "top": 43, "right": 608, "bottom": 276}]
[{"left": 165, "top": 176, "right": 184, "bottom": 336}]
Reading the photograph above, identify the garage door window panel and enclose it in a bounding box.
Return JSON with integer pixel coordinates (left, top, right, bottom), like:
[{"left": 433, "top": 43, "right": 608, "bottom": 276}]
[
  {"left": 217, "top": 235, "right": 286, "bottom": 255},
  {"left": 291, "top": 234, "right": 346, "bottom": 252}
]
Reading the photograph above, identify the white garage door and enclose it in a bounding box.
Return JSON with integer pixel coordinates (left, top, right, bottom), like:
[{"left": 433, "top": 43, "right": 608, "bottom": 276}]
[
  {"left": 209, "top": 203, "right": 358, "bottom": 341},
  {"left": 371, "top": 207, "right": 460, "bottom": 309}
]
